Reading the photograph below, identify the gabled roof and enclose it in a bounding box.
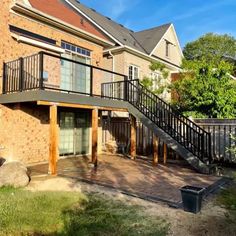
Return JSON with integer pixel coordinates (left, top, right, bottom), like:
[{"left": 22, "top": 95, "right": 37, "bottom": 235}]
[
  {"left": 28, "top": 0, "right": 110, "bottom": 41},
  {"left": 66, "top": 0, "right": 171, "bottom": 55},
  {"left": 134, "top": 23, "right": 172, "bottom": 54}
]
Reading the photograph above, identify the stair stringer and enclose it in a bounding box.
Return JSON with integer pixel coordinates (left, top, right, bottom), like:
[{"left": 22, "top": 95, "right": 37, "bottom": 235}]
[{"left": 127, "top": 103, "right": 210, "bottom": 174}]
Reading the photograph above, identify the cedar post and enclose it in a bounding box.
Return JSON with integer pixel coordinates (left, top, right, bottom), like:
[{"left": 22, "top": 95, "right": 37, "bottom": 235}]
[
  {"left": 130, "top": 115, "right": 136, "bottom": 160},
  {"left": 153, "top": 135, "right": 159, "bottom": 166},
  {"left": 49, "top": 105, "right": 58, "bottom": 175},
  {"left": 92, "top": 108, "right": 98, "bottom": 166},
  {"left": 163, "top": 143, "right": 167, "bottom": 164}
]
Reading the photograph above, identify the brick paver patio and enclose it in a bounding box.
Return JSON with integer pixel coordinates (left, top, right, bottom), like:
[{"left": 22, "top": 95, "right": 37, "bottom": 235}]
[{"left": 29, "top": 154, "right": 221, "bottom": 204}]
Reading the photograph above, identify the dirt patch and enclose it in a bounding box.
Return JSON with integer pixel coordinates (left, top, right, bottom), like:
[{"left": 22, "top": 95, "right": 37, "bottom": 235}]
[{"left": 26, "top": 176, "right": 236, "bottom": 236}]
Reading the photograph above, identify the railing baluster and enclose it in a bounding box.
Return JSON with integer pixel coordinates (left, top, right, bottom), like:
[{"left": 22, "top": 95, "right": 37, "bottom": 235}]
[{"left": 39, "top": 52, "right": 44, "bottom": 90}]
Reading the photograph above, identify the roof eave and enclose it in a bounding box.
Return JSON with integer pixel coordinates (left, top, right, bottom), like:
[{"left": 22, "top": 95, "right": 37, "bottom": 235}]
[
  {"left": 64, "top": 0, "right": 123, "bottom": 47},
  {"left": 104, "top": 46, "right": 182, "bottom": 71}
]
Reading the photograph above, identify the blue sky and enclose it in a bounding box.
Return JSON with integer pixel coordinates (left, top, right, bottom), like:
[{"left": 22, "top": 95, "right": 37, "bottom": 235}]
[{"left": 79, "top": 0, "right": 236, "bottom": 48}]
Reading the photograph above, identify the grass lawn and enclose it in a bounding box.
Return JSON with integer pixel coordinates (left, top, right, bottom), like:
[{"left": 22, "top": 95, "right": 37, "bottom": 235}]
[
  {"left": 216, "top": 175, "right": 236, "bottom": 225},
  {"left": 0, "top": 187, "right": 169, "bottom": 236}
]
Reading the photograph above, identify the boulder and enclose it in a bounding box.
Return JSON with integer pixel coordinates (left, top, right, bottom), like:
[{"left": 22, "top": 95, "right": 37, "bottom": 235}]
[
  {"left": 0, "top": 161, "right": 30, "bottom": 188},
  {"left": 0, "top": 157, "right": 6, "bottom": 167}
]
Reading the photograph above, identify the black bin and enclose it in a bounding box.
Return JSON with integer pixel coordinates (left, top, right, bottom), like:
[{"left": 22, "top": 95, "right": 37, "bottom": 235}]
[{"left": 180, "top": 186, "right": 205, "bottom": 214}]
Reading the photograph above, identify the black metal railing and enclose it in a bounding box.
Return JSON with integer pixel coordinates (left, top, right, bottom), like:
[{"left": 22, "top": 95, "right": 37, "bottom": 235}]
[
  {"left": 2, "top": 51, "right": 126, "bottom": 96},
  {"left": 2, "top": 52, "right": 212, "bottom": 163},
  {"left": 102, "top": 80, "right": 212, "bottom": 163}
]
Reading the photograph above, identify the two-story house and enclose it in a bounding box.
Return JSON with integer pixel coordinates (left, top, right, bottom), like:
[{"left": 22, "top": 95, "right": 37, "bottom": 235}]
[
  {"left": 0, "top": 0, "right": 212, "bottom": 175},
  {"left": 62, "top": 0, "right": 183, "bottom": 102}
]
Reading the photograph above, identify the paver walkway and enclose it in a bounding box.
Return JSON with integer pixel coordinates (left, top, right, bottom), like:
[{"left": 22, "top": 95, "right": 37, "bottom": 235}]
[{"left": 29, "top": 154, "right": 220, "bottom": 204}]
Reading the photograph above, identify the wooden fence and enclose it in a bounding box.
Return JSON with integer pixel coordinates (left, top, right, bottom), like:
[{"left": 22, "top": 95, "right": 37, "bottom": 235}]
[
  {"left": 102, "top": 117, "right": 236, "bottom": 163},
  {"left": 102, "top": 117, "right": 175, "bottom": 159},
  {"left": 194, "top": 119, "right": 236, "bottom": 163}
]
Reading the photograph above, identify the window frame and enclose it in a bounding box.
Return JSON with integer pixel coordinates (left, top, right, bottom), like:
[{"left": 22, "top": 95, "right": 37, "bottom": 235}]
[
  {"left": 61, "top": 41, "right": 91, "bottom": 59},
  {"left": 128, "top": 64, "right": 140, "bottom": 80}
]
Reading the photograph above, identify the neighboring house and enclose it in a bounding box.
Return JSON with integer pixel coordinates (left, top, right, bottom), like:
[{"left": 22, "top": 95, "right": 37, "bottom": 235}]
[
  {"left": 0, "top": 0, "right": 211, "bottom": 174},
  {"left": 62, "top": 0, "right": 183, "bottom": 101}
]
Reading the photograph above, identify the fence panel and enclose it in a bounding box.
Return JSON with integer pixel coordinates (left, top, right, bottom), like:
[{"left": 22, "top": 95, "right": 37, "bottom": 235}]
[
  {"left": 194, "top": 119, "right": 236, "bottom": 163},
  {"left": 102, "top": 117, "right": 236, "bottom": 163}
]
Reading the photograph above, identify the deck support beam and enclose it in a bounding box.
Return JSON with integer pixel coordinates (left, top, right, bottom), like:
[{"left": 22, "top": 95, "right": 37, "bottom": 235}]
[
  {"left": 163, "top": 143, "right": 167, "bottom": 164},
  {"left": 92, "top": 108, "right": 98, "bottom": 166},
  {"left": 49, "top": 105, "right": 58, "bottom": 175},
  {"left": 130, "top": 115, "right": 136, "bottom": 160},
  {"left": 153, "top": 135, "right": 159, "bottom": 166}
]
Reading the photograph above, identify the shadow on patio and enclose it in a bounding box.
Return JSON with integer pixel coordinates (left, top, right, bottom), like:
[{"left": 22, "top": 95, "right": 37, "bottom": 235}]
[{"left": 29, "top": 154, "right": 221, "bottom": 205}]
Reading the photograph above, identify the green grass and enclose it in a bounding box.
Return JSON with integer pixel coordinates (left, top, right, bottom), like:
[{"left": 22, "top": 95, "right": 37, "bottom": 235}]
[
  {"left": 0, "top": 187, "right": 168, "bottom": 236},
  {"left": 217, "top": 187, "right": 236, "bottom": 211},
  {"left": 217, "top": 179, "right": 236, "bottom": 227}
]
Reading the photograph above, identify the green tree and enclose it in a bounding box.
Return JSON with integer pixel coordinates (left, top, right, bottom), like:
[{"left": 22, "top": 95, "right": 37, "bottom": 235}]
[
  {"left": 141, "top": 61, "right": 169, "bottom": 97},
  {"left": 171, "top": 59, "right": 236, "bottom": 118},
  {"left": 183, "top": 33, "right": 236, "bottom": 63}
]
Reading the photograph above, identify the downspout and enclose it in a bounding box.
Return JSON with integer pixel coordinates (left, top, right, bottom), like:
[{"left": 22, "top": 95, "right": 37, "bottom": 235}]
[{"left": 108, "top": 50, "right": 115, "bottom": 82}]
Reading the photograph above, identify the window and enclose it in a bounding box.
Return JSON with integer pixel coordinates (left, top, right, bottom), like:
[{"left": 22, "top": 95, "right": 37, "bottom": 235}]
[
  {"left": 129, "top": 65, "right": 139, "bottom": 80},
  {"left": 61, "top": 41, "right": 91, "bottom": 57},
  {"left": 151, "top": 72, "right": 161, "bottom": 90},
  {"left": 165, "top": 41, "right": 171, "bottom": 57}
]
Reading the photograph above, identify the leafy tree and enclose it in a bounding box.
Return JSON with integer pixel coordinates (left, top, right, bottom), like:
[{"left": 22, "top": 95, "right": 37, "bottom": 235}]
[
  {"left": 141, "top": 61, "right": 169, "bottom": 98},
  {"left": 171, "top": 59, "right": 236, "bottom": 118},
  {"left": 183, "top": 33, "right": 236, "bottom": 64}
]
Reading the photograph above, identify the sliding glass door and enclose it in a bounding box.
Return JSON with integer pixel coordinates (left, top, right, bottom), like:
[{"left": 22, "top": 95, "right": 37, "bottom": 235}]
[
  {"left": 61, "top": 53, "right": 91, "bottom": 94},
  {"left": 59, "top": 111, "right": 90, "bottom": 156}
]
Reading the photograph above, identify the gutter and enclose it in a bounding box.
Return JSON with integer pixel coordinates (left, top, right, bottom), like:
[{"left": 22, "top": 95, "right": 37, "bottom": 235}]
[{"left": 104, "top": 46, "right": 182, "bottom": 71}]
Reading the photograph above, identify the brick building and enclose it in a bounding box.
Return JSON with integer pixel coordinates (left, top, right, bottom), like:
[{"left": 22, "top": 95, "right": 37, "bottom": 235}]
[{"left": 0, "top": 0, "right": 210, "bottom": 174}]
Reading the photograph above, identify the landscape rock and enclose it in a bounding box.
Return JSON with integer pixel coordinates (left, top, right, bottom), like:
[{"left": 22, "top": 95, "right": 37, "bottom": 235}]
[
  {"left": 0, "top": 161, "right": 30, "bottom": 188},
  {"left": 0, "top": 157, "right": 6, "bottom": 167}
]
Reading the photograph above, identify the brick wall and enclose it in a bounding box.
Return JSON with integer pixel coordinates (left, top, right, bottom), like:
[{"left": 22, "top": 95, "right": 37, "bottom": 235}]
[
  {"left": 0, "top": 103, "right": 50, "bottom": 164},
  {"left": 0, "top": 0, "right": 105, "bottom": 92},
  {"left": 0, "top": 0, "right": 108, "bottom": 164}
]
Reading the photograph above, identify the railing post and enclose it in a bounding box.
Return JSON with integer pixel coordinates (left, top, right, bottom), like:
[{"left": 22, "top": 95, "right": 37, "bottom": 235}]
[
  {"left": 201, "top": 133, "right": 205, "bottom": 161},
  {"left": 2, "top": 62, "right": 6, "bottom": 94},
  {"left": 19, "top": 57, "right": 24, "bottom": 92},
  {"left": 124, "top": 75, "right": 128, "bottom": 101},
  {"left": 208, "top": 134, "right": 212, "bottom": 163},
  {"left": 39, "top": 52, "right": 44, "bottom": 90},
  {"left": 90, "top": 67, "right": 93, "bottom": 96}
]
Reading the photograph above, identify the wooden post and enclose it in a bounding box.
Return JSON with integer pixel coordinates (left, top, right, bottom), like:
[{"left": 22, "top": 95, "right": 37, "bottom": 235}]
[
  {"left": 163, "top": 143, "right": 167, "bottom": 164},
  {"left": 153, "top": 135, "right": 159, "bottom": 166},
  {"left": 49, "top": 105, "right": 58, "bottom": 175},
  {"left": 92, "top": 108, "right": 98, "bottom": 166},
  {"left": 130, "top": 115, "right": 136, "bottom": 160}
]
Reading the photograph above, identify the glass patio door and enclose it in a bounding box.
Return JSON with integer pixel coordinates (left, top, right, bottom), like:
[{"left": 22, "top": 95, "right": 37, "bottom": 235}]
[
  {"left": 61, "top": 53, "right": 91, "bottom": 94},
  {"left": 59, "top": 111, "right": 90, "bottom": 156},
  {"left": 59, "top": 112, "right": 74, "bottom": 155}
]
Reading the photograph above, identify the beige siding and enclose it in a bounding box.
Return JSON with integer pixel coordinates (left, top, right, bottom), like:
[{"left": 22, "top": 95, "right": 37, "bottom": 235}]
[{"left": 152, "top": 26, "right": 182, "bottom": 67}]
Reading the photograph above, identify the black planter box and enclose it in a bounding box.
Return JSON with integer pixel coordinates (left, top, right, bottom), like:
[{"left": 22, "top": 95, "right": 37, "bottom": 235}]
[{"left": 180, "top": 186, "right": 205, "bottom": 214}]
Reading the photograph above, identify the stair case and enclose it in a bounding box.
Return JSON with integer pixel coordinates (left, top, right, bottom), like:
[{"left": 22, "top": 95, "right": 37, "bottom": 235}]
[{"left": 101, "top": 79, "right": 212, "bottom": 174}]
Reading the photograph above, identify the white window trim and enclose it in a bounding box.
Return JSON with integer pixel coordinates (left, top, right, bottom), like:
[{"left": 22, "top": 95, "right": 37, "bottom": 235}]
[
  {"left": 64, "top": 49, "right": 91, "bottom": 60},
  {"left": 62, "top": 41, "right": 92, "bottom": 59},
  {"left": 129, "top": 64, "right": 140, "bottom": 80}
]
